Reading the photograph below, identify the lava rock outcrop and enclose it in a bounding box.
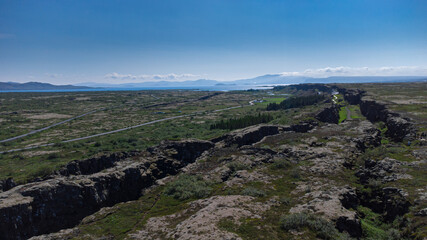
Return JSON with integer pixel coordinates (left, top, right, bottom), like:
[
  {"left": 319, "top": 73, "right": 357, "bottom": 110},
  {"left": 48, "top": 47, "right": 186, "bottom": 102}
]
[{"left": 0, "top": 139, "right": 214, "bottom": 240}]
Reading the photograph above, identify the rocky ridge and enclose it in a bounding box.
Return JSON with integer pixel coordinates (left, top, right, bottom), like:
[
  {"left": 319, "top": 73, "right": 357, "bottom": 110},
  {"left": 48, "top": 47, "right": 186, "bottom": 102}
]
[
  {"left": 0, "top": 140, "right": 214, "bottom": 240},
  {"left": 0, "top": 85, "right": 424, "bottom": 239}
]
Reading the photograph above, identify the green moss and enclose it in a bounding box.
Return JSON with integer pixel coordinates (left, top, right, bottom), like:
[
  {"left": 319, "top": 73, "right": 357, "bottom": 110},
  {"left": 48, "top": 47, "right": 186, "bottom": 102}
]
[
  {"left": 163, "top": 174, "right": 212, "bottom": 200},
  {"left": 338, "top": 106, "right": 347, "bottom": 123},
  {"left": 280, "top": 213, "right": 340, "bottom": 240}
]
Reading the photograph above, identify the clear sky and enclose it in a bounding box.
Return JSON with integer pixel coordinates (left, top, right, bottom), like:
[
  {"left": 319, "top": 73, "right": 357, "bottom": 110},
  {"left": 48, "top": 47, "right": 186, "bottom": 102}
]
[{"left": 1, "top": 0, "right": 426, "bottom": 84}]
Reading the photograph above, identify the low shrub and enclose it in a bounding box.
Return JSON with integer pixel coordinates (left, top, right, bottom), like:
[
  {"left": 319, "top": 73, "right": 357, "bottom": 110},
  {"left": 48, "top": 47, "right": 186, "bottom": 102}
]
[
  {"left": 227, "top": 162, "right": 249, "bottom": 173},
  {"left": 272, "top": 158, "right": 291, "bottom": 169},
  {"left": 30, "top": 165, "right": 54, "bottom": 178},
  {"left": 280, "top": 213, "right": 339, "bottom": 240},
  {"left": 279, "top": 196, "right": 292, "bottom": 206},
  {"left": 242, "top": 187, "right": 266, "bottom": 197},
  {"left": 290, "top": 168, "right": 301, "bottom": 179},
  {"left": 163, "top": 174, "right": 212, "bottom": 200}
]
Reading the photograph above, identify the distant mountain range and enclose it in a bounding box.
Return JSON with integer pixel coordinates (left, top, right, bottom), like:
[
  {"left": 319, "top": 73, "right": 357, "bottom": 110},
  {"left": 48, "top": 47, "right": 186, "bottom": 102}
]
[
  {"left": 1, "top": 76, "right": 426, "bottom": 90},
  {"left": 0, "top": 82, "right": 93, "bottom": 90}
]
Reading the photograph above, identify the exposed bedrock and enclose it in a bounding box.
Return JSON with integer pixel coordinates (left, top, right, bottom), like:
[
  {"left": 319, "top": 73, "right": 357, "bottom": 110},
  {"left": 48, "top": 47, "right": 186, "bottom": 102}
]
[
  {"left": 356, "top": 158, "right": 413, "bottom": 184},
  {"left": 290, "top": 186, "right": 362, "bottom": 238},
  {"left": 212, "top": 125, "right": 282, "bottom": 147},
  {"left": 57, "top": 151, "right": 139, "bottom": 176},
  {"left": 355, "top": 158, "right": 411, "bottom": 222},
  {"left": 315, "top": 105, "right": 340, "bottom": 124},
  {"left": 0, "top": 139, "right": 214, "bottom": 240},
  {"left": 359, "top": 98, "right": 417, "bottom": 141},
  {"left": 359, "top": 98, "right": 391, "bottom": 122},
  {"left": 385, "top": 116, "right": 417, "bottom": 142},
  {"left": 353, "top": 123, "right": 382, "bottom": 151},
  {"left": 337, "top": 86, "right": 417, "bottom": 142},
  {"left": 0, "top": 178, "right": 16, "bottom": 193},
  {"left": 212, "top": 123, "right": 317, "bottom": 148},
  {"left": 336, "top": 87, "right": 365, "bottom": 105},
  {"left": 357, "top": 186, "right": 411, "bottom": 222}
]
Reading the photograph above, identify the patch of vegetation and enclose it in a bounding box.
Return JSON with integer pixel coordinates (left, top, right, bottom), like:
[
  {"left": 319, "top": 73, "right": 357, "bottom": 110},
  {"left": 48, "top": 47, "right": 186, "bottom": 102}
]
[
  {"left": 271, "top": 158, "right": 291, "bottom": 169},
  {"left": 338, "top": 106, "right": 347, "bottom": 123},
  {"left": 210, "top": 113, "right": 274, "bottom": 130},
  {"left": 227, "top": 161, "right": 249, "bottom": 173},
  {"left": 280, "top": 213, "right": 340, "bottom": 240},
  {"left": 241, "top": 187, "right": 266, "bottom": 197},
  {"left": 266, "top": 94, "right": 326, "bottom": 111},
  {"left": 218, "top": 217, "right": 267, "bottom": 240},
  {"left": 163, "top": 174, "right": 212, "bottom": 200},
  {"left": 76, "top": 186, "right": 194, "bottom": 239}
]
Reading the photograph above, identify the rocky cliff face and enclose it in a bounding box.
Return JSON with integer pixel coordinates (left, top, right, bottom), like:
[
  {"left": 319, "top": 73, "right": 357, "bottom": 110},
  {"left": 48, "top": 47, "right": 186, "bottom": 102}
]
[
  {"left": 56, "top": 151, "right": 139, "bottom": 176},
  {"left": 315, "top": 105, "right": 340, "bottom": 124},
  {"left": 213, "top": 122, "right": 317, "bottom": 148},
  {"left": 0, "top": 178, "right": 16, "bottom": 193},
  {"left": 0, "top": 139, "right": 214, "bottom": 240},
  {"left": 359, "top": 98, "right": 417, "bottom": 141},
  {"left": 212, "top": 125, "right": 282, "bottom": 147},
  {"left": 337, "top": 87, "right": 365, "bottom": 105},
  {"left": 338, "top": 87, "right": 417, "bottom": 142}
]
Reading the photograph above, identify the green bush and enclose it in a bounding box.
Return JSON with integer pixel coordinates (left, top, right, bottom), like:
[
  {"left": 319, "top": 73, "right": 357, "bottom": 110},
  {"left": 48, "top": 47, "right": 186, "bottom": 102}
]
[
  {"left": 272, "top": 158, "right": 291, "bottom": 169},
  {"left": 386, "top": 229, "right": 401, "bottom": 240},
  {"left": 280, "top": 213, "right": 339, "bottom": 240},
  {"left": 279, "top": 196, "right": 291, "bottom": 206},
  {"left": 290, "top": 168, "right": 301, "bottom": 179},
  {"left": 267, "top": 94, "right": 326, "bottom": 111},
  {"left": 242, "top": 187, "right": 266, "bottom": 197},
  {"left": 227, "top": 162, "right": 249, "bottom": 173},
  {"left": 210, "top": 113, "right": 274, "bottom": 130},
  {"left": 163, "top": 174, "right": 212, "bottom": 200},
  {"left": 30, "top": 165, "right": 54, "bottom": 178}
]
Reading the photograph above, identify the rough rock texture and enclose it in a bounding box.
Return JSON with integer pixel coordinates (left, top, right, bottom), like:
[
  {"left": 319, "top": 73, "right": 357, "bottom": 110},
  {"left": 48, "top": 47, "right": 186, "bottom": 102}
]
[
  {"left": 212, "top": 125, "right": 282, "bottom": 147},
  {"left": 0, "top": 139, "right": 214, "bottom": 240},
  {"left": 415, "top": 208, "right": 427, "bottom": 217},
  {"left": 353, "top": 121, "right": 382, "bottom": 151},
  {"left": 28, "top": 228, "right": 79, "bottom": 240},
  {"left": 290, "top": 186, "right": 362, "bottom": 238},
  {"left": 130, "top": 195, "right": 272, "bottom": 240},
  {"left": 337, "top": 87, "right": 418, "bottom": 142},
  {"left": 213, "top": 123, "right": 317, "bottom": 148},
  {"left": 357, "top": 186, "right": 411, "bottom": 222},
  {"left": 0, "top": 178, "right": 16, "bottom": 193},
  {"left": 385, "top": 116, "right": 417, "bottom": 142},
  {"left": 339, "top": 88, "right": 365, "bottom": 105},
  {"left": 359, "top": 97, "right": 417, "bottom": 141},
  {"left": 315, "top": 105, "right": 340, "bottom": 124},
  {"left": 148, "top": 139, "right": 214, "bottom": 162},
  {"left": 56, "top": 151, "right": 139, "bottom": 176},
  {"left": 356, "top": 158, "right": 412, "bottom": 184},
  {"left": 382, "top": 187, "right": 411, "bottom": 221}
]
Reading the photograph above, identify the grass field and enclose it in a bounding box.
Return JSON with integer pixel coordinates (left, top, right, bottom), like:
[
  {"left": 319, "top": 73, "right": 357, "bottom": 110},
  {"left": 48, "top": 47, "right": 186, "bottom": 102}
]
[{"left": 0, "top": 89, "right": 290, "bottom": 182}]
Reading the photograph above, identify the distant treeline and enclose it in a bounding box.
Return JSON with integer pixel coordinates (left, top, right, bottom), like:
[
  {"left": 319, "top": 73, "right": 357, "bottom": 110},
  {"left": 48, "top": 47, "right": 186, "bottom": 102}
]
[
  {"left": 210, "top": 113, "right": 274, "bottom": 130},
  {"left": 266, "top": 94, "right": 325, "bottom": 111}
]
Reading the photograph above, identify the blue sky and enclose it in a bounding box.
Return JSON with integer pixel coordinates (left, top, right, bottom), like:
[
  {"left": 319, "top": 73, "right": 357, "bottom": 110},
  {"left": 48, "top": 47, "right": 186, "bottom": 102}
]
[{"left": 1, "top": 0, "right": 426, "bottom": 84}]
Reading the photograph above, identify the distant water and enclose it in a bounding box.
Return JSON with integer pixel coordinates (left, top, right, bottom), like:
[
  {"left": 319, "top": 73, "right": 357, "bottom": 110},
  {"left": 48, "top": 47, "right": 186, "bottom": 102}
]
[{"left": 0, "top": 85, "right": 275, "bottom": 93}]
